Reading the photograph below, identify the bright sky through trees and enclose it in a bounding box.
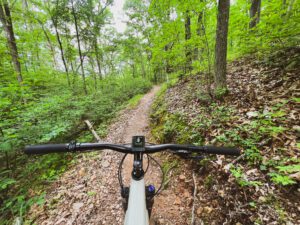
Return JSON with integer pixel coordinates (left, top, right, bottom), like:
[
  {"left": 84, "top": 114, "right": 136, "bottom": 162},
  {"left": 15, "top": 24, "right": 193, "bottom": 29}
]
[{"left": 110, "top": 0, "right": 127, "bottom": 32}]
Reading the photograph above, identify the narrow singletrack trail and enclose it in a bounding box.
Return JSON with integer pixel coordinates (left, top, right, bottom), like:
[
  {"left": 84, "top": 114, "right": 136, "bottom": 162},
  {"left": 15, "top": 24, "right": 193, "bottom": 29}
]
[{"left": 29, "top": 86, "right": 193, "bottom": 225}]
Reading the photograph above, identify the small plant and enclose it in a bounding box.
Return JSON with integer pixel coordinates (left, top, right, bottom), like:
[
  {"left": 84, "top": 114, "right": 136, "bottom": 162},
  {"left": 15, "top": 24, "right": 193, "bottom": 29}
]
[
  {"left": 214, "top": 87, "right": 228, "bottom": 99},
  {"left": 204, "top": 174, "right": 214, "bottom": 188},
  {"left": 230, "top": 166, "right": 262, "bottom": 187},
  {"left": 268, "top": 173, "right": 296, "bottom": 186}
]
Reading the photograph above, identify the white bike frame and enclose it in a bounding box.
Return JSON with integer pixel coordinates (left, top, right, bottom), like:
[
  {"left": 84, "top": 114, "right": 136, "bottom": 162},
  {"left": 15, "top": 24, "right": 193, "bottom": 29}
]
[{"left": 124, "top": 178, "right": 149, "bottom": 225}]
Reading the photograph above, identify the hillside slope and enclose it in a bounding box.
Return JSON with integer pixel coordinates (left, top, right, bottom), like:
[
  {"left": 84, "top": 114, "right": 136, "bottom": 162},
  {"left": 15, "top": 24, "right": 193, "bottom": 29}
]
[{"left": 151, "top": 48, "right": 300, "bottom": 224}]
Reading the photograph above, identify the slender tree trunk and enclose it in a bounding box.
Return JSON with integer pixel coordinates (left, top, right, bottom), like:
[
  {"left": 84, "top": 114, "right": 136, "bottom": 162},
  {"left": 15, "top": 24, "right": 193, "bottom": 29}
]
[
  {"left": 249, "top": 0, "right": 261, "bottom": 28},
  {"left": 24, "top": 0, "right": 41, "bottom": 69},
  {"left": 185, "top": 10, "right": 192, "bottom": 71},
  {"left": 94, "top": 41, "right": 102, "bottom": 79},
  {"left": 195, "top": 9, "right": 205, "bottom": 60},
  {"left": 88, "top": 56, "right": 97, "bottom": 91},
  {"left": 51, "top": 16, "right": 70, "bottom": 86},
  {"left": 139, "top": 50, "right": 146, "bottom": 78},
  {"left": 131, "top": 63, "right": 135, "bottom": 78},
  {"left": 214, "top": 0, "right": 230, "bottom": 90},
  {"left": 71, "top": 0, "right": 87, "bottom": 94},
  {"left": 0, "top": 0, "right": 23, "bottom": 84},
  {"left": 287, "top": 0, "right": 296, "bottom": 15},
  {"left": 38, "top": 21, "right": 58, "bottom": 69}
]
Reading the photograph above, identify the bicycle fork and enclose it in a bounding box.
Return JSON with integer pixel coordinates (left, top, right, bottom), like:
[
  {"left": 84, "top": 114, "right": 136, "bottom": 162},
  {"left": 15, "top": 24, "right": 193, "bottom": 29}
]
[{"left": 121, "top": 182, "right": 155, "bottom": 218}]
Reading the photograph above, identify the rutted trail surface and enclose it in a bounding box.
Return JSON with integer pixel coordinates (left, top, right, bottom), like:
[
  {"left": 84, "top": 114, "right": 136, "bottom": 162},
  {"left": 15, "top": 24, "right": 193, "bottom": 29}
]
[{"left": 28, "top": 86, "right": 195, "bottom": 225}]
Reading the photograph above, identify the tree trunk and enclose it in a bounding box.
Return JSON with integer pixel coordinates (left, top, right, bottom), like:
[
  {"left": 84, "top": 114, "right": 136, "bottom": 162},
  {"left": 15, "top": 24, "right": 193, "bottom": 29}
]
[
  {"left": 51, "top": 16, "right": 71, "bottom": 86},
  {"left": 185, "top": 11, "right": 192, "bottom": 71},
  {"left": 139, "top": 50, "right": 146, "bottom": 78},
  {"left": 37, "top": 19, "right": 58, "bottom": 69},
  {"left": 71, "top": 0, "right": 87, "bottom": 94},
  {"left": 195, "top": 9, "right": 205, "bottom": 60},
  {"left": 249, "top": 0, "right": 261, "bottom": 28},
  {"left": 214, "top": 0, "right": 230, "bottom": 90},
  {"left": 287, "top": 0, "right": 296, "bottom": 15},
  {"left": 88, "top": 56, "right": 97, "bottom": 91},
  {"left": 0, "top": 0, "right": 23, "bottom": 84},
  {"left": 94, "top": 41, "right": 102, "bottom": 79}
]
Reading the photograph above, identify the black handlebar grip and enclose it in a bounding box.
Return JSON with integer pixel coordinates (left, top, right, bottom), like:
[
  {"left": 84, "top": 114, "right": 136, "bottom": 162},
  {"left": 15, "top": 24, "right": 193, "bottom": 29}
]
[
  {"left": 203, "top": 146, "right": 240, "bottom": 156},
  {"left": 24, "top": 144, "right": 69, "bottom": 154}
]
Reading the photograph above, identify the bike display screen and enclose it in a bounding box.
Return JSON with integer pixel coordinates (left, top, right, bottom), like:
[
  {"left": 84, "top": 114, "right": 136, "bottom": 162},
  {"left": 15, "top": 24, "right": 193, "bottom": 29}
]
[{"left": 132, "top": 136, "right": 145, "bottom": 150}]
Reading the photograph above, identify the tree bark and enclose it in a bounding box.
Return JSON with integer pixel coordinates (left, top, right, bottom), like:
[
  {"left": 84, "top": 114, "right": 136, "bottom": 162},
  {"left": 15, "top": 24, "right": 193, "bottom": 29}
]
[
  {"left": 214, "top": 0, "right": 230, "bottom": 90},
  {"left": 185, "top": 10, "right": 192, "bottom": 71},
  {"left": 0, "top": 0, "right": 23, "bottom": 84},
  {"left": 71, "top": 0, "right": 87, "bottom": 94},
  {"left": 249, "top": 0, "right": 261, "bottom": 28}
]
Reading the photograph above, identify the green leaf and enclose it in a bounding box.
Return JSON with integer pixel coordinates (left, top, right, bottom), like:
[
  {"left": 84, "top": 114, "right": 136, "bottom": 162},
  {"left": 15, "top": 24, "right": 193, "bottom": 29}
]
[
  {"left": 268, "top": 173, "right": 297, "bottom": 186},
  {"left": 276, "top": 165, "right": 300, "bottom": 173},
  {"left": 0, "top": 178, "right": 16, "bottom": 191}
]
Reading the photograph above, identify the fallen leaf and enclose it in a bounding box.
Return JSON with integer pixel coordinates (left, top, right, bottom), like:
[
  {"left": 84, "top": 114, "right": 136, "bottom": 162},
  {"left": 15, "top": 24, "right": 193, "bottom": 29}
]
[
  {"left": 246, "top": 111, "right": 259, "bottom": 118},
  {"left": 78, "top": 168, "right": 86, "bottom": 177},
  {"left": 73, "top": 202, "right": 84, "bottom": 212},
  {"left": 174, "top": 197, "right": 181, "bottom": 205},
  {"left": 289, "top": 172, "right": 300, "bottom": 181},
  {"left": 179, "top": 174, "right": 186, "bottom": 181},
  {"left": 196, "top": 207, "right": 203, "bottom": 215},
  {"left": 183, "top": 190, "right": 190, "bottom": 198},
  {"left": 204, "top": 206, "right": 213, "bottom": 214}
]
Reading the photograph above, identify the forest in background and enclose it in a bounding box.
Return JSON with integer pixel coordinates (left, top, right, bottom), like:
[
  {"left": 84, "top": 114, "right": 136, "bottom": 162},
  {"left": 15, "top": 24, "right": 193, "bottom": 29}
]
[{"left": 0, "top": 0, "right": 299, "bottom": 223}]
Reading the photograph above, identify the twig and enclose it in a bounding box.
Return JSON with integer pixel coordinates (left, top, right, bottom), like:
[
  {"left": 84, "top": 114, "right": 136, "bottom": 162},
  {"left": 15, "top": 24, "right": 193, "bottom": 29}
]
[
  {"left": 223, "top": 153, "right": 246, "bottom": 171},
  {"left": 191, "top": 172, "right": 197, "bottom": 225},
  {"left": 84, "top": 120, "right": 102, "bottom": 143}
]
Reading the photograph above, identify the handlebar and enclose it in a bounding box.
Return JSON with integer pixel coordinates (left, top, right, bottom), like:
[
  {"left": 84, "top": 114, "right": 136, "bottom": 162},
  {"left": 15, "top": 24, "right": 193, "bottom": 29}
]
[{"left": 24, "top": 142, "right": 240, "bottom": 156}]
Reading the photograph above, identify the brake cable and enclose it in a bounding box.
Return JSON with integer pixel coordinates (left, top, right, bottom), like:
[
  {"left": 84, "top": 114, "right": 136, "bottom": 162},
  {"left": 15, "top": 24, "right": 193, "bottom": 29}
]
[
  {"left": 117, "top": 152, "right": 164, "bottom": 198},
  {"left": 147, "top": 154, "right": 164, "bottom": 197},
  {"left": 118, "top": 153, "right": 128, "bottom": 189},
  {"left": 118, "top": 154, "right": 150, "bottom": 189}
]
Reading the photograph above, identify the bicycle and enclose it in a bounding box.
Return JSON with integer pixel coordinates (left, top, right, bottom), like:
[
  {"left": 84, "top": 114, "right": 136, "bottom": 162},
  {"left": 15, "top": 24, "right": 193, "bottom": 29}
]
[{"left": 25, "top": 135, "right": 240, "bottom": 225}]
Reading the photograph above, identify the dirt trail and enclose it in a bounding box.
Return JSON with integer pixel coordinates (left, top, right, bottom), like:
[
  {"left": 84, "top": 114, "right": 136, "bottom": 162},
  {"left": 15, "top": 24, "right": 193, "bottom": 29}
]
[{"left": 29, "top": 86, "right": 194, "bottom": 225}]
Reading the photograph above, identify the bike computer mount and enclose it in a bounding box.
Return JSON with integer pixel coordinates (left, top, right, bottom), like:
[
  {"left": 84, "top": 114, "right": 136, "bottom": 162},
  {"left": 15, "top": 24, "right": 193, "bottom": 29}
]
[
  {"left": 132, "top": 136, "right": 145, "bottom": 151},
  {"left": 131, "top": 136, "right": 145, "bottom": 180}
]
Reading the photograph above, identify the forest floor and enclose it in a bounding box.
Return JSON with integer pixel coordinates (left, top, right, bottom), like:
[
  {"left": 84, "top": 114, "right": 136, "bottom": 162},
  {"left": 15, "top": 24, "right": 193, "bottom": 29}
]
[
  {"left": 26, "top": 85, "right": 198, "bottom": 225},
  {"left": 151, "top": 47, "right": 300, "bottom": 225}
]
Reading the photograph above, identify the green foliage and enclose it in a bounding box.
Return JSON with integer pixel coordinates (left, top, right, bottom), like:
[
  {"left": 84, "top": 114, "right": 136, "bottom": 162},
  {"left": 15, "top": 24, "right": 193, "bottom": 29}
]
[
  {"left": 151, "top": 84, "right": 299, "bottom": 187},
  {"left": 230, "top": 166, "right": 262, "bottom": 187},
  {"left": 127, "top": 94, "right": 144, "bottom": 108},
  {"left": 214, "top": 87, "right": 228, "bottom": 99},
  {"left": 268, "top": 173, "right": 296, "bottom": 186},
  {"left": 277, "top": 165, "right": 300, "bottom": 173},
  {"left": 0, "top": 178, "right": 16, "bottom": 191},
  {"left": 0, "top": 74, "right": 151, "bottom": 223}
]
